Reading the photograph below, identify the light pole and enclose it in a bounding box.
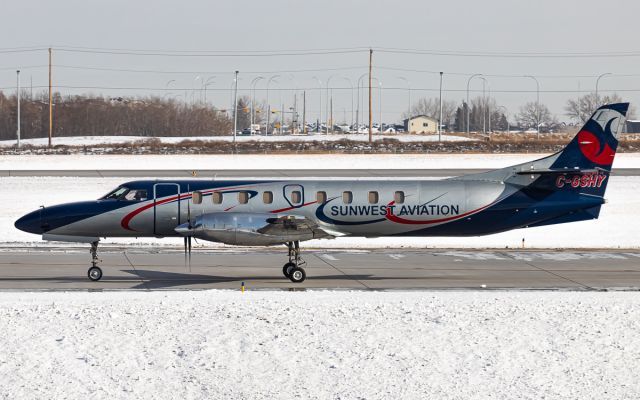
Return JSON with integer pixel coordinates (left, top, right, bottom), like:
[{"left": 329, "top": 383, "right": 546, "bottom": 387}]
[
  {"left": 438, "top": 71, "right": 443, "bottom": 141},
  {"left": 378, "top": 81, "right": 383, "bottom": 133},
  {"left": 250, "top": 76, "right": 264, "bottom": 135},
  {"left": 356, "top": 72, "right": 369, "bottom": 133},
  {"left": 233, "top": 71, "right": 239, "bottom": 143},
  {"left": 479, "top": 77, "right": 487, "bottom": 134},
  {"left": 466, "top": 73, "right": 482, "bottom": 134},
  {"left": 524, "top": 75, "right": 540, "bottom": 138},
  {"left": 193, "top": 76, "right": 202, "bottom": 104},
  {"left": 265, "top": 75, "right": 280, "bottom": 135},
  {"left": 203, "top": 76, "right": 216, "bottom": 104},
  {"left": 341, "top": 76, "right": 354, "bottom": 129},
  {"left": 311, "top": 76, "right": 322, "bottom": 132},
  {"left": 397, "top": 76, "right": 411, "bottom": 124},
  {"left": 326, "top": 74, "right": 339, "bottom": 134},
  {"left": 596, "top": 72, "right": 612, "bottom": 106},
  {"left": 16, "top": 70, "right": 20, "bottom": 148}
]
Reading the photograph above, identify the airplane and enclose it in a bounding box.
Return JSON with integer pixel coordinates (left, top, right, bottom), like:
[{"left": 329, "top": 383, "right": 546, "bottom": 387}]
[{"left": 14, "top": 103, "right": 628, "bottom": 283}]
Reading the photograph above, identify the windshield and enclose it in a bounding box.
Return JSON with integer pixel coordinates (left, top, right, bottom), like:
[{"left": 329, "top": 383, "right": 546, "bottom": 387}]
[{"left": 101, "top": 187, "right": 148, "bottom": 201}]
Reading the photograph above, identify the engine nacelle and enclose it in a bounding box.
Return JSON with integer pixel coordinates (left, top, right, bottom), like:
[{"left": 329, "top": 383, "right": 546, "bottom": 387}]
[{"left": 178, "top": 212, "right": 315, "bottom": 246}]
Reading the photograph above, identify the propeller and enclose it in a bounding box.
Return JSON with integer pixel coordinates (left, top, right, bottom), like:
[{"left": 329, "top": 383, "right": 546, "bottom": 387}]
[{"left": 184, "top": 185, "right": 193, "bottom": 271}]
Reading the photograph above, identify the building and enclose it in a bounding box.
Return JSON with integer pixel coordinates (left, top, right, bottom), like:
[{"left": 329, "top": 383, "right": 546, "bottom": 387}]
[
  {"left": 403, "top": 115, "right": 438, "bottom": 134},
  {"left": 626, "top": 120, "right": 640, "bottom": 134}
]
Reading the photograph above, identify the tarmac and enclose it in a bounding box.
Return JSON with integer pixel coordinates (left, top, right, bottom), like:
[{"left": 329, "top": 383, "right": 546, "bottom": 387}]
[
  {"left": 1, "top": 247, "right": 639, "bottom": 291},
  {"left": 1, "top": 168, "right": 639, "bottom": 177}
]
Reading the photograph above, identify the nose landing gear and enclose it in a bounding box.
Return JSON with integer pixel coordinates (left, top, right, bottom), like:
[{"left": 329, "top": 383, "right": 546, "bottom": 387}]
[
  {"left": 283, "top": 241, "right": 306, "bottom": 283},
  {"left": 87, "top": 241, "right": 103, "bottom": 281}
]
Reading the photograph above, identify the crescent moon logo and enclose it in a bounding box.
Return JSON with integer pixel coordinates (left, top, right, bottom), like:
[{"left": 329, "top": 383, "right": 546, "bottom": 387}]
[{"left": 578, "top": 130, "right": 616, "bottom": 165}]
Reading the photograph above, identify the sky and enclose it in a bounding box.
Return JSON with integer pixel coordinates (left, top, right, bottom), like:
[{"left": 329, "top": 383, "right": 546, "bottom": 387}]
[{"left": 1, "top": 0, "right": 640, "bottom": 125}]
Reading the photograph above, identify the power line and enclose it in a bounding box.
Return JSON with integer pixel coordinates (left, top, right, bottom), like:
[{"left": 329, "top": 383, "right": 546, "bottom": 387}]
[{"left": 52, "top": 64, "right": 368, "bottom": 75}]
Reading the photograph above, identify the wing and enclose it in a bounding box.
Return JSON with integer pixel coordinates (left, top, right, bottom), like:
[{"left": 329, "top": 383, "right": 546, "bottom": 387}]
[{"left": 259, "top": 215, "right": 335, "bottom": 240}]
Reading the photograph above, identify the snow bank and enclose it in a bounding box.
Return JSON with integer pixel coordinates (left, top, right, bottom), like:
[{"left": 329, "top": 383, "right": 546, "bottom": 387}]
[
  {"left": 1, "top": 152, "right": 640, "bottom": 171},
  {"left": 2, "top": 176, "right": 640, "bottom": 249},
  {"left": 0, "top": 290, "right": 639, "bottom": 399},
  {"left": 0, "top": 133, "right": 473, "bottom": 148}
]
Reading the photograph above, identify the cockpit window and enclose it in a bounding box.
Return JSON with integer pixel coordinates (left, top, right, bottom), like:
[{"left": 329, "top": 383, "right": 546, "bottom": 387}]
[
  {"left": 124, "top": 189, "right": 148, "bottom": 201},
  {"left": 101, "top": 187, "right": 148, "bottom": 201},
  {"left": 102, "top": 186, "right": 130, "bottom": 200}
]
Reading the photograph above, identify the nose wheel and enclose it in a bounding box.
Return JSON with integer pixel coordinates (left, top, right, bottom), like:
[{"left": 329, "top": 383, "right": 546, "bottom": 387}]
[
  {"left": 87, "top": 241, "right": 103, "bottom": 281},
  {"left": 284, "top": 241, "right": 306, "bottom": 283}
]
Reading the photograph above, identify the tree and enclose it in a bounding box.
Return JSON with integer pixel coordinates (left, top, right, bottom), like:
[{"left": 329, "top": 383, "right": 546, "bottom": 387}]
[
  {"left": 565, "top": 92, "right": 635, "bottom": 123},
  {"left": 515, "top": 102, "right": 556, "bottom": 130}
]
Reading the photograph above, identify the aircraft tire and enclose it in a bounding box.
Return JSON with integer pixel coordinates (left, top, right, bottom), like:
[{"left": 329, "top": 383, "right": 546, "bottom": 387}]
[
  {"left": 289, "top": 267, "right": 306, "bottom": 283},
  {"left": 88, "top": 266, "right": 103, "bottom": 281},
  {"left": 283, "top": 262, "right": 296, "bottom": 278}
]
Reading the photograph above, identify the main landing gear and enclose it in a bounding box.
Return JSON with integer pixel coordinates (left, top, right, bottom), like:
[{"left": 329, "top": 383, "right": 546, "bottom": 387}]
[
  {"left": 87, "top": 241, "right": 103, "bottom": 281},
  {"left": 282, "top": 241, "right": 306, "bottom": 283}
]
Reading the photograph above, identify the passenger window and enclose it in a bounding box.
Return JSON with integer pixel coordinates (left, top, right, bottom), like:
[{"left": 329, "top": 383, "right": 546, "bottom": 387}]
[
  {"left": 238, "top": 191, "right": 249, "bottom": 204},
  {"left": 316, "top": 191, "right": 327, "bottom": 203},
  {"left": 291, "top": 191, "right": 302, "bottom": 204},
  {"left": 343, "top": 191, "right": 353, "bottom": 204},
  {"left": 394, "top": 191, "right": 405, "bottom": 204},
  {"left": 368, "top": 191, "right": 378, "bottom": 204},
  {"left": 263, "top": 191, "right": 273, "bottom": 204},
  {"left": 212, "top": 192, "right": 223, "bottom": 204},
  {"left": 192, "top": 191, "right": 202, "bottom": 204}
]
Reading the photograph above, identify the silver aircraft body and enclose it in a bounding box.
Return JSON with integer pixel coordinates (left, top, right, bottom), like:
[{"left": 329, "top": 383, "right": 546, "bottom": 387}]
[{"left": 15, "top": 104, "right": 629, "bottom": 283}]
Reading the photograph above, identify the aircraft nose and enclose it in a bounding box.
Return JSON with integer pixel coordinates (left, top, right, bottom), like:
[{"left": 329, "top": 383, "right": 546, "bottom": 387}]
[{"left": 15, "top": 209, "right": 45, "bottom": 234}]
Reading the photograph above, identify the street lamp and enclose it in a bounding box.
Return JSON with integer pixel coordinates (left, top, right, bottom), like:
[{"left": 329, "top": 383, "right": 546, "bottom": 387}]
[
  {"left": 466, "top": 74, "right": 482, "bottom": 134},
  {"left": 265, "top": 75, "right": 280, "bottom": 135},
  {"left": 524, "top": 75, "right": 540, "bottom": 138},
  {"left": 356, "top": 72, "right": 369, "bottom": 133},
  {"left": 378, "top": 80, "right": 383, "bottom": 133},
  {"left": 438, "top": 71, "right": 443, "bottom": 141},
  {"left": 193, "top": 76, "right": 202, "bottom": 104},
  {"left": 326, "top": 74, "right": 340, "bottom": 134},
  {"left": 16, "top": 70, "right": 20, "bottom": 148},
  {"left": 203, "top": 76, "right": 216, "bottom": 104},
  {"left": 596, "top": 72, "right": 612, "bottom": 106},
  {"left": 397, "top": 76, "right": 411, "bottom": 123},
  {"left": 250, "top": 76, "right": 264, "bottom": 135},
  {"left": 341, "top": 76, "right": 354, "bottom": 129},
  {"left": 311, "top": 76, "right": 322, "bottom": 132},
  {"left": 233, "top": 71, "right": 239, "bottom": 143},
  {"left": 479, "top": 77, "right": 488, "bottom": 134}
]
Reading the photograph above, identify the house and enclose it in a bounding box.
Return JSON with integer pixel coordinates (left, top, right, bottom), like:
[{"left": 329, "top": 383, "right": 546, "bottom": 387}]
[{"left": 403, "top": 115, "right": 438, "bottom": 134}]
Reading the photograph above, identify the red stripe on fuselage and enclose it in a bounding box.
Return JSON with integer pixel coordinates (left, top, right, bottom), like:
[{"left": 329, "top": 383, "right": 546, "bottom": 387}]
[{"left": 384, "top": 200, "right": 496, "bottom": 225}]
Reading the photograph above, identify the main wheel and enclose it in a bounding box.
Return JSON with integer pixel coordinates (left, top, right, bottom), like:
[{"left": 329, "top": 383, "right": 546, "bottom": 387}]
[
  {"left": 289, "top": 267, "right": 306, "bottom": 283},
  {"left": 283, "top": 262, "right": 296, "bottom": 278},
  {"left": 88, "top": 266, "right": 103, "bottom": 281}
]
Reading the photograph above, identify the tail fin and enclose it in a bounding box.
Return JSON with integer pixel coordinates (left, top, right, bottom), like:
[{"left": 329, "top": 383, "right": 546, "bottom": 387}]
[{"left": 551, "top": 103, "right": 628, "bottom": 173}]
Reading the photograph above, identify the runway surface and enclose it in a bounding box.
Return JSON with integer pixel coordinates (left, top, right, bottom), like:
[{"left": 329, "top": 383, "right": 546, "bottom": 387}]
[
  {"left": 2, "top": 168, "right": 640, "bottom": 177},
  {"left": 1, "top": 247, "right": 639, "bottom": 291}
]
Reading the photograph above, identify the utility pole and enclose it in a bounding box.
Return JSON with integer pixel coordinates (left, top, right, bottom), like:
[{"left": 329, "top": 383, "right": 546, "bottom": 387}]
[
  {"left": 48, "top": 47, "right": 52, "bottom": 148},
  {"left": 233, "top": 70, "right": 239, "bottom": 143},
  {"left": 368, "top": 48, "right": 373, "bottom": 143},
  {"left": 438, "top": 71, "right": 443, "bottom": 142},
  {"left": 302, "top": 90, "right": 306, "bottom": 134},
  {"left": 330, "top": 93, "right": 333, "bottom": 134},
  {"left": 16, "top": 70, "right": 21, "bottom": 148}
]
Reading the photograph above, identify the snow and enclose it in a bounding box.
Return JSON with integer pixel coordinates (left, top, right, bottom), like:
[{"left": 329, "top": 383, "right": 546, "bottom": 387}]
[
  {"left": 2, "top": 152, "right": 640, "bottom": 171},
  {"left": 0, "top": 133, "right": 473, "bottom": 148},
  {"left": 2, "top": 175, "right": 640, "bottom": 249},
  {"left": 0, "top": 290, "right": 639, "bottom": 399}
]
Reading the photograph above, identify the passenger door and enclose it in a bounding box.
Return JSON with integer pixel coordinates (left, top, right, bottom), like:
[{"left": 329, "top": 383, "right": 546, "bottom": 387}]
[{"left": 153, "top": 183, "right": 181, "bottom": 236}]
